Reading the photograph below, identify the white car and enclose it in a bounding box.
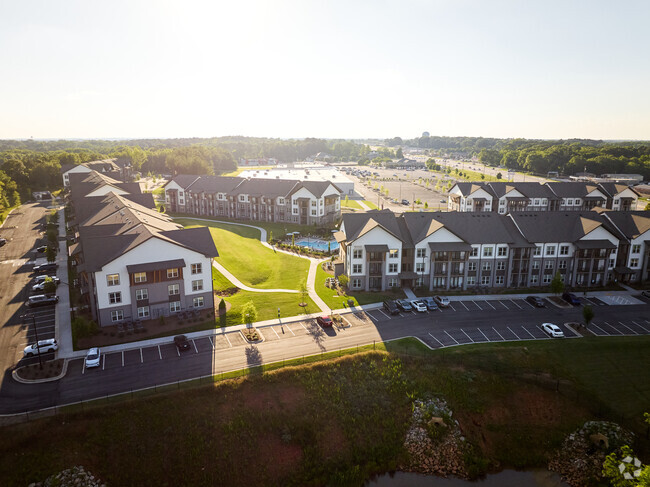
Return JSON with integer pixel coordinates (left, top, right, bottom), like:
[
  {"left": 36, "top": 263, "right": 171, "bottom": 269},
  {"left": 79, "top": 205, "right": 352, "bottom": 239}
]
[
  {"left": 434, "top": 296, "right": 450, "bottom": 308},
  {"left": 542, "top": 323, "right": 565, "bottom": 338},
  {"left": 410, "top": 300, "right": 427, "bottom": 313},
  {"left": 23, "top": 338, "right": 58, "bottom": 357},
  {"left": 32, "top": 278, "right": 60, "bottom": 292},
  {"left": 33, "top": 275, "right": 58, "bottom": 284},
  {"left": 85, "top": 347, "right": 101, "bottom": 368}
]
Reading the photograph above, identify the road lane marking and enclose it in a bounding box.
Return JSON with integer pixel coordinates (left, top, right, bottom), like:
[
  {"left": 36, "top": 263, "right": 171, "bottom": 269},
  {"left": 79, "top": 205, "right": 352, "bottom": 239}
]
[
  {"left": 208, "top": 336, "right": 215, "bottom": 349},
  {"left": 484, "top": 300, "right": 496, "bottom": 310},
  {"left": 378, "top": 309, "right": 391, "bottom": 319},
  {"left": 631, "top": 321, "right": 650, "bottom": 333},
  {"left": 492, "top": 327, "right": 505, "bottom": 340},
  {"left": 478, "top": 328, "right": 490, "bottom": 341},
  {"left": 618, "top": 321, "right": 638, "bottom": 335},
  {"left": 140, "top": 348, "right": 143, "bottom": 363},
  {"left": 521, "top": 326, "right": 536, "bottom": 339},
  {"left": 428, "top": 333, "right": 445, "bottom": 347},
  {"left": 443, "top": 330, "right": 459, "bottom": 344},
  {"left": 510, "top": 299, "right": 522, "bottom": 310},
  {"left": 472, "top": 300, "right": 483, "bottom": 310},
  {"left": 498, "top": 300, "right": 509, "bottom": 310},
  {"left": 458, "top": 301, "right": 469, "bottom": 311},
  {"left": 590, "top": 322, "right": 610, "bottom": 336},
  {"left": 158, "top": 345, "right": 162, "bottom": 359},
  {"left": 507, "top": 326, "right": 521, "bottom": 339},
  {"left": 193, "top": 340, "right": 199, "bottom": 353},
  {"left": 270, "top": 327, "right": 280, "bottom": 339},
  {"left": 224, "top": 333, "right": 233, "bottom": 346},
  {"left": 460, "top": 329, "right": 473, "bottom": 342}
]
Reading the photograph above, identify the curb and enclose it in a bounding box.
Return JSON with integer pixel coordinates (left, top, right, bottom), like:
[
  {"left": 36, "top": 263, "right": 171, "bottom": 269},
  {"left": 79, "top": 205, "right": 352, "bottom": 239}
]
[{"left": 12, "top": 358, "right": 69, "bottom": 384}]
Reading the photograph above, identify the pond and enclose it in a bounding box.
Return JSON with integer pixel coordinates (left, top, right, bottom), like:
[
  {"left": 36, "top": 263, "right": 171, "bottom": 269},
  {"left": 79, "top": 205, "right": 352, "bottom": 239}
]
[{"left": 366, "top": 469, "right": 570, "bottom": 487}]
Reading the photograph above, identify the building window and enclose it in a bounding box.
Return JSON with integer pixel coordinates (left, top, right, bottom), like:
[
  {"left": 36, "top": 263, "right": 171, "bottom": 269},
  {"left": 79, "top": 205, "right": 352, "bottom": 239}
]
[
  {"left": 481, "top": 276, "right": 490, "bottom": 285},
  {"left": 483, "top": 247, "right": 493, "bottom": 257},
  {"left": 543, "top": 274, "right": 552, "bottom": 284},
  {"left": 352, "top": 248, "right": 362, "bottom": 259},
  {"left": 388, "top": 263, "right": 398, "bottom": 273},
  {"left": 193, "top": 296, "right": 204, "bottom": 308},
  {"left": 170, "top": 301, "right": 181, "bottom": 313},
  {"left": 137, "top": 306, "right": 150, "bottom": 318},
  {"left": 482, "top": 262, "right": 491, "bottom": 271},
  {"left": 292, "top": 208, "right": 298, "bottom": 214},
  {"left": 559, "top": 245, "right": 569, "bottom": 256},
  {"left": 191, "top": 263, "right": 202, "bottom": 274},
  {"left": 495, "top": 276, "right": 504, "bottom": 284},
  {"left": 496, "top": 261, "right": 505, "bottom": 270},
  {"left": 239, "top": 195, "right": 246, "bottom": 202},
  {"left": 531, "top": 275, "right": 538, "bottom": 283},
  {"left": 470, "top": 247, "right": 478, "bottom": 257},
  {"left": 168, "top": 284, "right": 180, "bottom": 296},
  {"left": 416, "top": 248, "right": 426, "bottom": 258},
  {"left": 134, "top": 272, "right": 147, "bottom": 283},
  {"left": 135, "top": 288, "right": 148, "bottom": 300},
  {"left": 467, "top": 276, "right": 476, "bottom": 285},
  {"left": 468, "top": 262, "right": 477, "bottom": 271},
  {"left": 545, "top": 261, "right": 554, "bottom": 270},
  {"left": 351, "top": 278, "right": 362, "bottom": 289},
  {"left": 497, "top": 247, "right": 507, "bottom": 257},
  {"left": 632, "top": 244, "right": 641, "bottom": 254},
  {"left": 278, "top": 197, "right": 285, "bottom": 205},
  {"left": 108, "top": 292, "right": 121, "bottom": 304},
  {"left": 415, "top": 277, "right": 424, "bottom": 287},
  {"left": 630, "top": 258, "right": 639, "bottom": 267},
  {"left": 167, "top": 268, "right": 179, "bottom": 278},
  {"left": 558, "top": 261, "right": 567, "bottom": 270},
  {"left": 192, "top": 280, "right": 203, "bottom": 292},
  {"left": 545, "top": 246, "right": 556, "bottom": 256},
  {"left": 111, "top": 310, "right": 124, "bottom": 322},
  {"left": 533, "top": 246, "right": 541, "bottom": 256},
  {"left": 388, "top": 278, "right": 398, "bottom": 288},
  {"left": 389, "top": 249, "right": 399, "bottom": 259},
  {"left": 106, "top": 273, "right": 120, "bottom": 286},
  {"left": 566, "top": 199, "right": 573, "bottom": 206},
  {"left": 352, "top": 264, "right": 363, "bottom": 274},
  {"left": 532, "top": 261, "right": 540, "bottom": 269},
  {"left": 311, "top": 210, "right": 317, "bottom": 216},
  {"left": 415, "top": 262, "right": 425, "bottom": 273}
]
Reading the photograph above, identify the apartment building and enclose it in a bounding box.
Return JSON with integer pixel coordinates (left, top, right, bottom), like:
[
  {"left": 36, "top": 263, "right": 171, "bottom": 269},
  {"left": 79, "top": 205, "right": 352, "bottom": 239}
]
[
  {"left": 337, "top": 209, "right": 650, "bottom": 292},
  {"left": 67, "top": 171, "right": 218, "bottom": 327},
  {"left": 61, "top": 158, "right": 132, "bottom": 187},
  {"left": 164, "top": 175, "right": 342, "bottom": 225},
  {"left": 448, "top": 181, "right": 640, "bottom": 213}
]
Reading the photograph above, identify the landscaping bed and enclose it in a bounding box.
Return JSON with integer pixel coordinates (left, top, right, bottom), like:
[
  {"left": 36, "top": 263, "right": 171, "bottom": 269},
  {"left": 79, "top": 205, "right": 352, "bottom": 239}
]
[
  {"left": 241, "top": 328, "right": 263, "bottom": 343},
  {"left": 15, "top": 359, "right": 64, "bottom": 381}
]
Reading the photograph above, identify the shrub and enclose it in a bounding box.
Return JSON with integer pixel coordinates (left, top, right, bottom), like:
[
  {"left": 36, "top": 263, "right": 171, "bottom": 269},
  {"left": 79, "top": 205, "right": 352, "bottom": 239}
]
[{"left": 338, "top": 274, "right": 349, "bottom": 288}]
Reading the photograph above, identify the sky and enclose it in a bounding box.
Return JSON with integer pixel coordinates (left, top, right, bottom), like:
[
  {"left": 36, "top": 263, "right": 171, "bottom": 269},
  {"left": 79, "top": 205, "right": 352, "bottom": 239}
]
[{"left": 1, "top": 0, "right": 649, "bottom": 141}]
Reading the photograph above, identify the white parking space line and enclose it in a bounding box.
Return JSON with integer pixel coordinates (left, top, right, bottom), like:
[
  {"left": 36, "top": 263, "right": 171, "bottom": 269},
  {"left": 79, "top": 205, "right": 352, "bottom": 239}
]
[
  {"left": 158, "top": 345, "right": 162, "bottom": 359},
  {"left": 458, "top": 301, "right": 470, "bottom": 311},
  {"left": 618, "top": 321, "right": 639, "bottom": 335},
  {"left": 521, "top": 326, "right": 536, "bottom": 339},
  {"left": 82, "top": 361, "right": 85, "bottom": 375},
  {"left": 378, "top": 309, "right": 391, "bottom": 320},
  {"left": 366, "top": 311, "right": 379, "bottom": 322},
  {"left": 602, "top": 322, "right": 623, "bottom": 335},
  {"left": 590, "top": 322, "right": 610, "bottom": 336},
  {"left": 102, "top": 354, "right": 106, "bottom": 370},
  {"left": 224, "top": 333, "right": 233, "bottom": 346},
  {"left": 300, "top": 322, "right": 308, "bottom": 331},
  {"left": 507, "top": 326, "right": 521, "bottom": 339},
  {"left": 140, "top": 348, "right": 143, "bottom": 363},
  {"left": 492, "top": 327, "right": 505, "bottom": 340},
  {"left": 472, "top": 300, "right": 482, "bottom": 310},
  {"left": 448, "top": 303, "right": 456, "bottom": 311},
  {"left": 498, "top": 300, "right": 509, "bottom": 310},
  {"left": 460, "top": 329, "right": 474, "bottom": 342},
  {"left": 193, "top": 340, "right": 199, "bottom": 353},
  {"left": 632, "top": 321, "right": 650, "bottom": 333},
  {"left": 122, "top": 351, "right": 125, "bottom": 365},
  {"left": 510, "top": 299, "right": 523, "bottom": 310},
  {"left": 444, "top": 330, "right": 459, "bottom": 345},
  {"left": 477, "top": 328, "right": 491, "bottom": 341},
  {"left": 522, "top": 299, "right": 536, "bottom": 309},
  {"left": 536, "top": 325, "right": 551, "bottom": 338},
  {"left": 398, "top": 312, "right": 404, "bottom": 317},
  {"left": 208, "top": 336, "right": 215, "bottom": 349},
  {"left": 484, "top": 300, "right": 496, "bottom": 310},
  {"left": 270, "top": 327, "right": 280, "bottom": 339},
  {"left": 284, "top": 324, "right": 296, "bottom": 336},
  {"left": 428, "top": 333, "right": 445, "bottom": 347}
]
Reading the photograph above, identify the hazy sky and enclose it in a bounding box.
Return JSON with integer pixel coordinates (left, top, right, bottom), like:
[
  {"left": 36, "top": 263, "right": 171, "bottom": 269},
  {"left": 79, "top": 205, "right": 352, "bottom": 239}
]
[{"left": 1, "top": 0, "right": 649, "bottom": 140}]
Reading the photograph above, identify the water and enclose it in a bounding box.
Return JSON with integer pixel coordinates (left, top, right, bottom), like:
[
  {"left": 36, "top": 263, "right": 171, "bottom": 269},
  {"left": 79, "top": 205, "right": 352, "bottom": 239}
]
[
  {"left": 295, "top": 238, "right": 339, "bottom": 251},
  {"left": 366, "top": 469, "right": 570, "bottom": 487}
]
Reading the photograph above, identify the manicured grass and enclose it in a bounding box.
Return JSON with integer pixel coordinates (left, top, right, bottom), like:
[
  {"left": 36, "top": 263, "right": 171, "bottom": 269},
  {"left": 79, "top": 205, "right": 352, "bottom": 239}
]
[
  {"left": 363, "top": 200, "right": 379, "bottom": 209},
  {"left": 341, "top": 199, "right": 362, "bottom": 209},
  {"left": 178, "top": 218, "right": 310, "bottom": 290},
  {"left": 212, "top": 265, "right": 234, "bottom": 291}
]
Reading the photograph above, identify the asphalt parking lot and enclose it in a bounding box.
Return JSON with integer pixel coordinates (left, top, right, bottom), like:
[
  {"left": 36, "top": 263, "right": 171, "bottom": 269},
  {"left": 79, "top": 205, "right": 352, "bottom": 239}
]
[{"left": 19, "top": 304, "right": 58, "bottom": 366}]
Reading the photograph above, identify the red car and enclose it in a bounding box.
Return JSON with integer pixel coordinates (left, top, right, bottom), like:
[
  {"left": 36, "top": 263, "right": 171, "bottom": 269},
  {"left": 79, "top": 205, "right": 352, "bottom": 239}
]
[{"left": 316, "top": 316, "right": 333, "bottom": 328}]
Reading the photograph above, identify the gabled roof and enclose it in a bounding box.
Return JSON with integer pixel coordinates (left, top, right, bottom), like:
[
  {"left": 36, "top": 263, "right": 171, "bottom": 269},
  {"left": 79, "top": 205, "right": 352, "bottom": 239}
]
[
  {"left": 231, "top": 178, "right": 298, "bottom": 197},
  {"left": 296, "top": 180, "right": 342, "bottom": 198},
  {"left": 602, "top": 211, "right": 650, "bottom": 239},
  {"left": 186, "top": 175, "right": 242, "bottom": 193},
  {"left": 545, "top": 181, "right": 600, "bottom": 198},
  {"left": 340, "top": 210, "right": 407, "bottom": 244},
  {"left": 166, "top": 175, "right": 202, "bottom": 190},
  {"left": 452, "top": 182, "right": 495, "bottom": 198},
  {"left": 488, "top": 182, "right": 557, "bottom": 199},
  {"left": 509, "top": 212, "right": 615, "bottom": 243},
  {"left": 597, "top": 182, "right": 641, "bottom": 198}
]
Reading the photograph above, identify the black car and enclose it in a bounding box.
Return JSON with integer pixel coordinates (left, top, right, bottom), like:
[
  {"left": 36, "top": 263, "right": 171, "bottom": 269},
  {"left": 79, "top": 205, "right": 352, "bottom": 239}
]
[
  {"left": 421, "top": 297, "right": 439, "bottom": 311},
  {"left": 526, "top": 296, "right": 546, "bottom": 308},
  {"left": 173, "top": 335, "right": 191, "bottom": 352},
  {"left": 562, "top": 292, "right": 581, "bottom": 306},
  {"left": 383, "top": 300, "right": 400, "bottom": 315},
  {"left": 0, "top": 237, "right": 6, "bottom": 247},
  {"left": 33, "top": 263, "right": 58, "bottom": 274},
  {"left": 396, "top": 299, "right": 413, "bottom": 312}
]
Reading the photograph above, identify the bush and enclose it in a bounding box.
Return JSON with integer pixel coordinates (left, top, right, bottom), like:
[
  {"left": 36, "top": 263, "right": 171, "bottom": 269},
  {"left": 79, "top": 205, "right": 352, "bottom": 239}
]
[
  {"left": 71, "top": 316, "right": 99, "bottom": 345},
  {"left": 338, "top": 274, "right": 349, "bottom": 288}
]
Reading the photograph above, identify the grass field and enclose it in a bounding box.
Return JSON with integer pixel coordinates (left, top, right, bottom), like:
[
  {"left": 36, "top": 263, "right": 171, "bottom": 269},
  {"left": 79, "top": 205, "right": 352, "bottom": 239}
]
[
  {"left": 2, "top": 336, "right": 648, "bottom": 486},
  {"left": 177, "top": 218, "right": 310, "bottom": 290},
  {"left": 341, "top": 199, "right": 362, "bottom": 209},
  {"left": 363, "top": 200, "right": 379, "bottom": 209}
]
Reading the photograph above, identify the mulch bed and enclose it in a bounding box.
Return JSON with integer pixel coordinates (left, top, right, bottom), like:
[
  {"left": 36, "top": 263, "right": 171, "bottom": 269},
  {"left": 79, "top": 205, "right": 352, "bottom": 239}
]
[{"left": 15, "top": 359, "right": 64, "bottom": 381}]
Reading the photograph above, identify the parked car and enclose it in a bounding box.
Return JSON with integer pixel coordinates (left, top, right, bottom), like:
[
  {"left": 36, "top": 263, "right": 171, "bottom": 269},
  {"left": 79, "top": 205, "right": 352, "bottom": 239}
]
[
  {"left": 434, "top": 296, "right": 450, "bottom": 308},
  {"left": 36, "top": 245, "right": 48, "bottom": 253},
  {"left": 410, "top": 300, "right": 427, "bottom": 312},
  {"left": 32, "top": 278, "right": 60, "bottom": 292},
  {"left": 526, "top": 296, "right": 546, "bottom": 308},
  {"left": 542, "top": 323, "right": 565, "bottom": 338},
  {"left": 0, "top": 237, "right": 6, "bottom": 247},
  {"left": 396, "top": 299, "right": 413, "bottom": 312},
  {"left": 383, "top": 300, "right": 400, "bottom": 315},
  {"left": 33, "top": 274, "right": 58, "bottom": 284},
  {"left": 641, "top": 290, "right": 650, "bottom": 298},
  {"left": 421, "top": 297, "right": 438, "bottom": 311},
  {"left": 33, "top": 263, "right": 57, "bottom": 274},
  {"left": 24, "top": 338, "right": 58, "bottom": 357},
  {"left": 562, "top": 292, "right": 581, "bottom": 306},
  {"left": 316, "top": 316, "right": 333, "bottom": 328},
  {"left": 173, "top": 335, "right": 191, "bottom": 352},
  {"left": 85, "top": 347, "right": 101, "bottom": 368},
  {"left": 27, "top": 294, "right": 59, "bottom": 307},
  {"left": 401, "top": 199, "right": 409, "bottom": 205}
]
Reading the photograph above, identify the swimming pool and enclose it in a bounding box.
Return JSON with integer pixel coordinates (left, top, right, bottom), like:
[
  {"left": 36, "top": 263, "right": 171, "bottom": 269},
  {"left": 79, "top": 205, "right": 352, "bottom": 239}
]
[{"left": 295, "top": 238, "right": 339, "bottom": 251}]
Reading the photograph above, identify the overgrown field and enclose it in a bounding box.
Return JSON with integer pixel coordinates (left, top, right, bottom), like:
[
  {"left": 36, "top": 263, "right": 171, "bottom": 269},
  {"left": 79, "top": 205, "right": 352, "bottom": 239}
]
[{"left": 1, "top": 337, "right": 649, "bottom": 486}]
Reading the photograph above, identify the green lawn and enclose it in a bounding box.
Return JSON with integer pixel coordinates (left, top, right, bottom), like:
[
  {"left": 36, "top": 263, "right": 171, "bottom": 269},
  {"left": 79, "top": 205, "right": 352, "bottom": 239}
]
[
  {"left": 341, "top": 199, "right": 362, "bottom": 209},
  {"left": 177, "top": 218, "right": 310, "bottom": 290},
  {"left": 363, "top": 200, "right": 379, "bottom": 209}
]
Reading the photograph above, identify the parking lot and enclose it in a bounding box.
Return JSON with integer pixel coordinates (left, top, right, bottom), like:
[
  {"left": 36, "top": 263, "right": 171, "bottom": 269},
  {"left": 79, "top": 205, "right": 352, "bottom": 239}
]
[{"left": 19, "top": 304, "right": 58, "bottom": 366}]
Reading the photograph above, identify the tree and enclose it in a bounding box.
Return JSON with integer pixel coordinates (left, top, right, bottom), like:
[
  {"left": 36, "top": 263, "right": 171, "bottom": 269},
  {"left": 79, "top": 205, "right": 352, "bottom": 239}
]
[
  {"left": 46, "top": 246, "right": 56, "bottom": 263},
  {"left": 43, "top": 277, "right": 57, "bottom": 294},
  {"left": 424, "top": 201, "right": 428, "bottom": 209},
  {"left": 241, "top": 301, "right": 258, "bottom": 327},
  {"left": 602, "top": 443, "right": 649, "bottom": 487},
  {"left": 299, "top": 279, "right": 308, "bottom": 306},
  {"left": 582, "top": 304, "right": 594, "bottom": 329},
  {"left": 550, "top": 272, "right": 564, "bottom": 295},
  {"left": 396, "top": 147, "right": 403, "bottom": 159},
  {"left": 496, "top": 172, "right": 502, "bottom": 180}
]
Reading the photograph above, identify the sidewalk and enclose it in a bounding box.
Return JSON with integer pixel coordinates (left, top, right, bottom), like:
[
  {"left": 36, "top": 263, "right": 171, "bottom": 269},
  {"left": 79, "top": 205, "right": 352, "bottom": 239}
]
[{"left": 55, "top": 207, "right": 73, "bottom": 357}]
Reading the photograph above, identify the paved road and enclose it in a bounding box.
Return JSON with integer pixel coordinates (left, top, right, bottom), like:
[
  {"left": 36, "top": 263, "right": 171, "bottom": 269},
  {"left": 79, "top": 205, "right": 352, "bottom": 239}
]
[
  {"left": 0, "top": 203, "right": 51, "bottom": 390},
  {"left": 1, "top": 293, "right": 648, "bottom": 415}
]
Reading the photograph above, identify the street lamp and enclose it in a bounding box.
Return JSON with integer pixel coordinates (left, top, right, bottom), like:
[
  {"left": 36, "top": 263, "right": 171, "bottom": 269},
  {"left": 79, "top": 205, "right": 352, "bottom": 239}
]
[{"left": 21, "top": 313, "right": 43, "bottom": 369}]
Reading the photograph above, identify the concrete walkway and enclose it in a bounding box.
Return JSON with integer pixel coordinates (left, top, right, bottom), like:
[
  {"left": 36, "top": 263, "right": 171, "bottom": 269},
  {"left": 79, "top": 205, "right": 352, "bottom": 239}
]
[
  {"left": 403, "top": 287, "right": 417, "bottom": 300},
  {"left": 55, "top": 206, "right": 73, "bottom": 357},
  {"left": 357, "top": 200, "right": 372, "bottom": 211}
]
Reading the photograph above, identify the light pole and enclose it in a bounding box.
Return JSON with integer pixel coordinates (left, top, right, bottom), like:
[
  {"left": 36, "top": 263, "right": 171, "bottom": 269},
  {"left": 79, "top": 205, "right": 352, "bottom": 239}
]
[{"left": 21, "top": 313, "right": 43, "bottom": 369}]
